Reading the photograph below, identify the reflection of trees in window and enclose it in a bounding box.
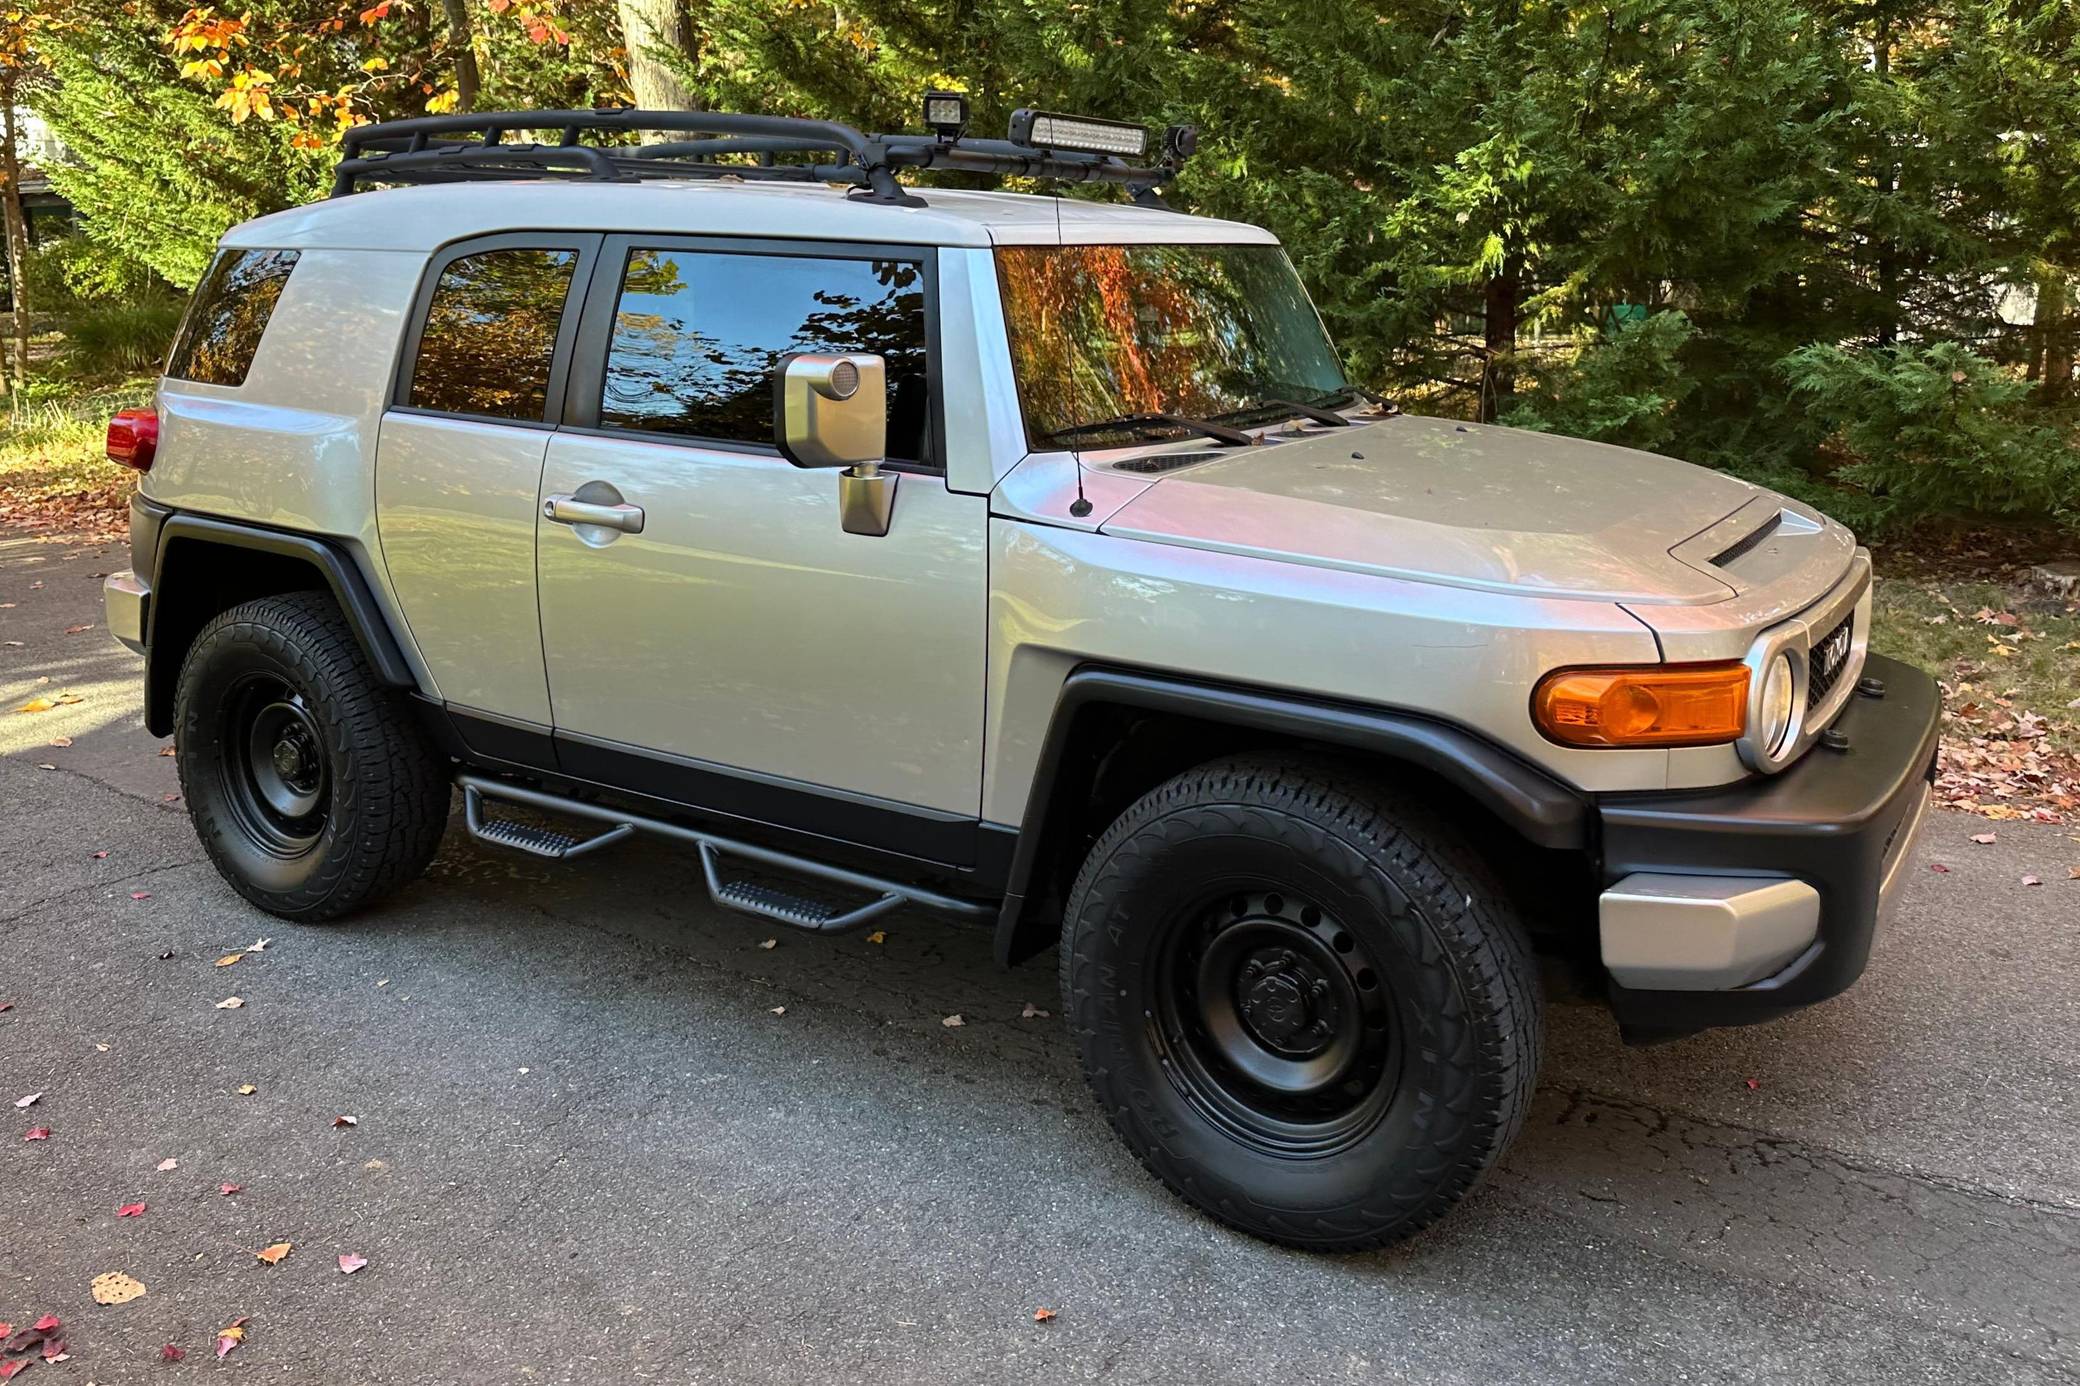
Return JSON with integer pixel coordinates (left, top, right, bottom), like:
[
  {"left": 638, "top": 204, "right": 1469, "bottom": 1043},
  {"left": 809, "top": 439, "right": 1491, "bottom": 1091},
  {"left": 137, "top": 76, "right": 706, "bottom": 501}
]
[
  {"left": 996, "top": 244, "right": 1346, "bottom": 447},
  {"left": 167, "top": 249, "right": 300, "bottom": 387},
  {"left": 409, "top": 249, "right": 576, "bottom": 420},
  {"left": 600, "top": 251, "right": 931, "bottom": 461}
]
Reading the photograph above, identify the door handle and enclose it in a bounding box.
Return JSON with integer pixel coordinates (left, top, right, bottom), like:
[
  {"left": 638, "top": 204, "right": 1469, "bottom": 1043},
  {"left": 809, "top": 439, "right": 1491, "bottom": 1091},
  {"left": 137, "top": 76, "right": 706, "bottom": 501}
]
[{"left": 543, "top": 494, "right": 645, "bottom": 534}]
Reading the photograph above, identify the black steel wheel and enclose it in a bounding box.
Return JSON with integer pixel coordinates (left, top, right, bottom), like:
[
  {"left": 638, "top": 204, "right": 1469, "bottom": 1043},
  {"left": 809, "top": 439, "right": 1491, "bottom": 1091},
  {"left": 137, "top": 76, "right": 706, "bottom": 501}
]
[
  {"left": 175, "top": 592, "right": 450, "bottom": 920},
  {"left": 1060, "top": 756, "right": 1542, "bottom": 1251},
  {"left": 1153, "top": 888, "right": 1403, "bottom": 1158}
]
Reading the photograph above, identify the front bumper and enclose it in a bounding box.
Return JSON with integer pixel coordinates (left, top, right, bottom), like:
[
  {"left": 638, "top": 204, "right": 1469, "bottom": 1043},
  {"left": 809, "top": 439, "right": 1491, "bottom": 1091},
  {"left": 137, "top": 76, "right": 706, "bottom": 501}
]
[
  {"left": 104, "top": 571, "right": 150, "bottom": 655},
  {"left": 1596, "top": 652, "right": 1940, "bottom": 1036}
]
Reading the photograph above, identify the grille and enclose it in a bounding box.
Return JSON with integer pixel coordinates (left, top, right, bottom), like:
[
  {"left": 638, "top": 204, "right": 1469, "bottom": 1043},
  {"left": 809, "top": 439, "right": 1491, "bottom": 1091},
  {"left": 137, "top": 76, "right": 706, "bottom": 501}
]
[
  {"left": 1112, "top": 451, "right": 1221, "bottom": 474},
  {"left": 1808, "top": 614, "right": 1854, "bottom": 706}
]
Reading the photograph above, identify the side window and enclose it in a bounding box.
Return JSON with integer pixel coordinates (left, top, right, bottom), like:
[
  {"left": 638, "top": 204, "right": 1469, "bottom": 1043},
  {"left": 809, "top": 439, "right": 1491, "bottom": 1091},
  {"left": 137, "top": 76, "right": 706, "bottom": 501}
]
[
  {"left": 166, "top": 248, "right": 300, "bottom": 387},
  {"left": 598, "top": 248, "right": 931, "bottom": 463},
  {"left": 407, "top": 248, "right": 578, "bottom": 421}
]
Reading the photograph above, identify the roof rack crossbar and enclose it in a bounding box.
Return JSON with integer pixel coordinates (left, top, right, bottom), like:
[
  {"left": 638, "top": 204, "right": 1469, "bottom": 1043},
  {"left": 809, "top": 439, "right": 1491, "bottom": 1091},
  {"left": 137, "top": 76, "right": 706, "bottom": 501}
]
[{"left": 331, "top": 107, "right": 1182, "bottom": 206}]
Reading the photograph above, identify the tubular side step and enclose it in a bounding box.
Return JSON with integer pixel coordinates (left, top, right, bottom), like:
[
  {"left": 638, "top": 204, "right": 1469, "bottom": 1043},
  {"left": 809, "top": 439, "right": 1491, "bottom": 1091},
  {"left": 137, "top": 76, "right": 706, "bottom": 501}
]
[
  {"left": 699, "top": 845, "right": 904, "bottom": 934},
  {"left": 463, "top": 784, "right": 635, "bottom": 860},
  {"left": 454, "top": 774, "right": 992, "bottom": 932}
]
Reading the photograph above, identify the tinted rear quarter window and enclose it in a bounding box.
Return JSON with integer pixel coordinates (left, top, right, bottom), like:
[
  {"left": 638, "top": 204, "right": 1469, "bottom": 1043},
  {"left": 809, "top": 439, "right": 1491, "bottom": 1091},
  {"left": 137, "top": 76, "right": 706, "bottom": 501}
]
[
  {"left": 408, "top": 248, "right": 578, "bottom": 421},
  {"left": 598, "top": 248, "right": 931, "bottom": 463},
  {"left": 166, "top": 249, "right": 300, "bottom": 387}
]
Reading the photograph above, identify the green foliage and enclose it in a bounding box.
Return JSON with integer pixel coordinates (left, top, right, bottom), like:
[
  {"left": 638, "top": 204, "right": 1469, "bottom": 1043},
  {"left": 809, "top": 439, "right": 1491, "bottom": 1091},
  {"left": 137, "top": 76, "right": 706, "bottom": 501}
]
[
  {"left": 1503, "top": 312, "right": 1698, "bottom": 453},
  {"left": 53, "top": 300, "right": 187, "bottom": 379},
  {"left": 1781, "top": 342, "right": 2080, "bottom": 534},
  {"left": 18, "top": 0, "right": 2080, "bottom": 536}
]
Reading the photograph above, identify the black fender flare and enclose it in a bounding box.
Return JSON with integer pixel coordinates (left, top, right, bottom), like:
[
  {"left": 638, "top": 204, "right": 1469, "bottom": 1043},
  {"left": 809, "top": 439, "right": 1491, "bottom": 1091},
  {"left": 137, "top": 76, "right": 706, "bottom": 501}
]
[
  {"left": 143, "top": 513, "right": 417, "bottom": 734},
  {"left": 993, "top": 667, "right": 1592, "bottom": 966}
]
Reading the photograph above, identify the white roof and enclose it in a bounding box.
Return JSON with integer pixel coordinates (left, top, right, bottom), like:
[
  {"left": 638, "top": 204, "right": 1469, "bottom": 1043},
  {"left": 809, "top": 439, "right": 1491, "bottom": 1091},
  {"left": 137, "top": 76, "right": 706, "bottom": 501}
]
[{"left": 223, "top": 179, "right": 1279, "bottom": 253}]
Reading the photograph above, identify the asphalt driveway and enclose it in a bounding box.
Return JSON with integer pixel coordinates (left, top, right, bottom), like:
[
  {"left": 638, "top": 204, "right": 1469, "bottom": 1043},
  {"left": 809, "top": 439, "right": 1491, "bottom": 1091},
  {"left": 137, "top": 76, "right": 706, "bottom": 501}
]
[{"left": 3, "top": 522, "right": 2078, "bottom": 1384}]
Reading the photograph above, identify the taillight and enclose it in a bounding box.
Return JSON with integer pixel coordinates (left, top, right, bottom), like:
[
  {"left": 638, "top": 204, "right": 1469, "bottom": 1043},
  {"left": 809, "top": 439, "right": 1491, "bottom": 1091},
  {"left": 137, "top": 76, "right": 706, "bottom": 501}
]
[
  {"left": 106, "top": 409, "right": 159, "bottom": 472},
  {"left": 1532, "top": 662, "right": 1750, "bottom": 748}
]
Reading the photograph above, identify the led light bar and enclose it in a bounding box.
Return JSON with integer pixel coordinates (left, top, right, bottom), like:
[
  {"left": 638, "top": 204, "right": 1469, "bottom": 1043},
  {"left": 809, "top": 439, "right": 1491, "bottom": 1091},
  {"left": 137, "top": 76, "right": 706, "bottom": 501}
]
[{"left": 1007, "top": 109, "right": 1149, "bottom": 158}]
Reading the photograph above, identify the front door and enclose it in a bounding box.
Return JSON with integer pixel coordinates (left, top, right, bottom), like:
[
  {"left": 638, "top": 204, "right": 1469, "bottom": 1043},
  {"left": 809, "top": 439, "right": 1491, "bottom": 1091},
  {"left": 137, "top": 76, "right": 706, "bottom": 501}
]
[{"left": 535, "top": 237, "right": 989, "bottom": 834}]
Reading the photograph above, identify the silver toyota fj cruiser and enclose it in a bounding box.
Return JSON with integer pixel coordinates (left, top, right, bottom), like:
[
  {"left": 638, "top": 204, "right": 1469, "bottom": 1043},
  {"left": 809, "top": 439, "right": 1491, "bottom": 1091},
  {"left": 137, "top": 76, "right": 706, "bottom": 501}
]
[{"left": 101, "top": 103, "right": 1938, "bottom": 1250}]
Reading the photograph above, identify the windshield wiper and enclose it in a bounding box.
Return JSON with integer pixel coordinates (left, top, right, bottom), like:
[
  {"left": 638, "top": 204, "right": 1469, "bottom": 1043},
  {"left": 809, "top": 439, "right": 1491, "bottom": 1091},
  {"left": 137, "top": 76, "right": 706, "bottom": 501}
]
[{"left": 1047, "top": 412, "right": 1254, "bottom": 448}]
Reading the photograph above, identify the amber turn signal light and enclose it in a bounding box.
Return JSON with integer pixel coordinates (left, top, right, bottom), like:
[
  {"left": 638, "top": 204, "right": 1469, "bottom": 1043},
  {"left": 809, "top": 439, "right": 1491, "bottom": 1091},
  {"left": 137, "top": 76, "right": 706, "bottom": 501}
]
[{"left": 1532, "top": 662, "right": 1749, "bottom": 748}]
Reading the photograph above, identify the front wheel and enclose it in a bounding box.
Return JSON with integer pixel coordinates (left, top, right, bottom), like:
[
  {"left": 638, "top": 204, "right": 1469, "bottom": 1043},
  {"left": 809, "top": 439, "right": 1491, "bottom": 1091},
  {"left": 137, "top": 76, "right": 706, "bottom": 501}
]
[
  {"left": 1059, "top": 756, "right": 1541, "bottom": 1250},
  {"left": 175, "top": 592, "right": 451, "bottom": 921}
]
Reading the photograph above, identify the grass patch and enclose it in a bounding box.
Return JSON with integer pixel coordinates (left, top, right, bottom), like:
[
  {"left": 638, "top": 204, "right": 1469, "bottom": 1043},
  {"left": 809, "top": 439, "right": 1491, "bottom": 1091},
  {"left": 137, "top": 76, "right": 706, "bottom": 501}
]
[
  {"left": 0, "top": 377, "right": 152, "bottom": 535},
  {"left": 1872, "top": 575, "right": 2080, "bottom": 750}
]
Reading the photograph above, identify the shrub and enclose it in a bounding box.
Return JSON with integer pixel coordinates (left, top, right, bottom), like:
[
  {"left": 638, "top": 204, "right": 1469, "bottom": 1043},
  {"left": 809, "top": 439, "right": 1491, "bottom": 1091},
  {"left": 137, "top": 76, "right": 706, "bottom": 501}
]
[
  {"left": 1501, "top": 311, "right": 1699, "bottom": 454},
  {"left": 54, "top": 299, "right": 186, "bottom": 379},
  {"left": 1780, "top": 342, "right": 2080, "bottom": 534}
]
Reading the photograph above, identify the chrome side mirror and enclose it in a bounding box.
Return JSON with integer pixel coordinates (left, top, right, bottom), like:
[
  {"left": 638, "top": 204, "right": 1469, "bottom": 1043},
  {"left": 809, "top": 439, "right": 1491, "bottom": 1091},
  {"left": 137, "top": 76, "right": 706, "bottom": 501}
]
[{"left": 775, "top": 352, "right": 896, "bottom": 537}]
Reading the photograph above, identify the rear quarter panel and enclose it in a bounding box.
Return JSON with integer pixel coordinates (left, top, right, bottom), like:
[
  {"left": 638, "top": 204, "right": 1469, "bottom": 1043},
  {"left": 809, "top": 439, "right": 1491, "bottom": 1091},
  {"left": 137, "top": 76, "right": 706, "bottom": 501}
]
[{"left": 142, "top": 247, "right": 435, "bottom": 687}]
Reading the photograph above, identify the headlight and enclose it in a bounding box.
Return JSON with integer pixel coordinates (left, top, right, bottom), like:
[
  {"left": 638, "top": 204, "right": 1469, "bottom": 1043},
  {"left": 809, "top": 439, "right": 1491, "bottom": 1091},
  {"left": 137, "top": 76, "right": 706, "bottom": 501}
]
[{"left": 1758, "top": 651, "right": 1798, "bottom": 756}]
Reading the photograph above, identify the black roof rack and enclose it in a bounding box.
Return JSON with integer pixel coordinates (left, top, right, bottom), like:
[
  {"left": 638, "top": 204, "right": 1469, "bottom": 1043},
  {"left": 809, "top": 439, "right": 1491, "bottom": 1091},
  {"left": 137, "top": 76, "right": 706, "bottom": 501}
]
[{"left": 331, "top": 107, "right": 1191, "bottom": 207}]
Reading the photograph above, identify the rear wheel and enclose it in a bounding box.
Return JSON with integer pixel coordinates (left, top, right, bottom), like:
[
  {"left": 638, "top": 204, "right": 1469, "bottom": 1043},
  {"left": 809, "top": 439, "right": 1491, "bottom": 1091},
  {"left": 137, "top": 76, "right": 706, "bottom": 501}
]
[
  {"left": 1059, "top": 756, "right": 1541, "bottom": 1250},
  {"left": 175, "top": 592, "right": 450, "bottom": 921}
]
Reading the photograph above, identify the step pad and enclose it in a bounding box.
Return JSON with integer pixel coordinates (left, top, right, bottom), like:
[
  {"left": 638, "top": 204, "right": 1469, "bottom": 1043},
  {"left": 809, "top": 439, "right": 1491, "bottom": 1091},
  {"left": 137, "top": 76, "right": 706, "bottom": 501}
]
[
  {"left": 712, "top": 878, "right": 849, "bottom": 929},
  {"left": 474, "top": 814, "right": 586, "bottom": 858}
]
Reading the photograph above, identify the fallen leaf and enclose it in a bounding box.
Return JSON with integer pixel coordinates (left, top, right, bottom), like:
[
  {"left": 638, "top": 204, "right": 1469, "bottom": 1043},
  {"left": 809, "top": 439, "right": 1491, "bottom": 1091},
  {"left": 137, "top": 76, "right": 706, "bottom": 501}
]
[
  {"left": 1744, "top": 1078, "right": 1760, "bottom": 1091},
  {"left": 236, "top": 1084, "right": 257, "bottom": 1096},
  {"left": 40, "top": 1342, "right": 66, "bottom": 1364},
  {"left": 246, "top": 937, "right": 270, "bottom": 952},
  {"left": 2068, "top": 867, "right": 2080, "bottom": 880},
  {"left": 337, "top": 1253, "right": 368, "bottom": 1274},
  {"left": 14, "top": 1092, "right": 40, "bottom": 1108},
  {"left": 64, "top": 624, "right": 89, "bottom": 635},
  {"left": 158, "top": 744, "right": 176, "bottom": 756},
  {"left": 117, "top": 1202, "right": 146, "bottom": 1217},
  {"left": 23, "top": 1127, "right": 49, "bottom": 1141},
  {"left": 215, "top": 1317, "right": 249, "bottom": 1359},
  {"left": 219, "top": 1183, "right": 243, "bottom": 1196},
  {"left": 0, "top": 1002, "right": 10, "bottom": 1012},
  {"left": 254, "top": 1242, "right": 292, "bottom": 1265},
  {"left": 768, "top": 1006, "right": 786, "bottom": 1016},
  {"left": 14, "top": 697, "right": 53, "bottom": 713},
  {"left": 758, "top": 938, "right": 777, "bottom": 950},
  {"left": 332, "top": 1115, "right": 357, "bottom": 1128},
  {"left": 90, "top": 850, "right": 108, "bottom": 859},
  {"left": 1033, "top": 1307, "right": 1057, "bottom": 1322},
  {"left": 162, "top": 1343, "right": 186, "bottom": 1362},
  {"left": 90, "top": 1270, "right": 147, "bottom": 1305},
  {"left": 1020, "top": 1002, "right": 1049, "bottom": 1019},
  {"left": 215, "top": 953, "right": 243, "bottom": 967},
  {"left": 865, "top": 930, "right": 887, "bottom": 944},
  {"left": 30, "top": 1316, "right": 57, "bottom": 1333},
  {"left": 130, "top": 892, "right": 151, "bottom": 901},
  {"left": 34, "top": 764, "right": 55, "bottom": 772},
  {"left": 942, "top": 1014, "right": 965, "bottom": 1028},
  {"left": 215, "top": 997, "right": 244, "bottom": 1010},
  {"left": 2022, "top": 875, "right": 2042, "bottom": 887},
  {"left": 162, "top": 793, "right": 181, "bottom": 804},
  {"left": 47, "top": 736, "right": 71, "bottom": 748},
  {"left": 0, "top": 1360, "right": 28, "bottom": 1380},
  {"left": 93, "top": 1044, "right": 108, "bottom": 1053},
  {"left": 156, "top": 1158, "right": 178, "bottom": 1171}
]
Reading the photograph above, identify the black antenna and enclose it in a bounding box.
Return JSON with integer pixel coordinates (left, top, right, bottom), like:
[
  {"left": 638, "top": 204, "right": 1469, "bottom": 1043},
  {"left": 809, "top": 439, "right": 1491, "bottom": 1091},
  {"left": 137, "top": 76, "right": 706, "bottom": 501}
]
[{"left": 1056, "top": 190, "right": 1094, "bottom": 518}]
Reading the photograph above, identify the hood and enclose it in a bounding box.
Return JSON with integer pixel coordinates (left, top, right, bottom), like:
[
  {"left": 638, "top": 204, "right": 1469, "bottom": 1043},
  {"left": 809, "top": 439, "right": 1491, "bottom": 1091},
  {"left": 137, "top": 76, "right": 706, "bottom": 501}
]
[{"left": 1094, "top": 415, "right": 1768, "bottom": 604}]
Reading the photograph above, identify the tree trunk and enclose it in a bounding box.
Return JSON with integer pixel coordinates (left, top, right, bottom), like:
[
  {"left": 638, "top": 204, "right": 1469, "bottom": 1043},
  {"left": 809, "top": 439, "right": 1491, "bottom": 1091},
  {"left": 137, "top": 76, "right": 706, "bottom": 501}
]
[
  {"left": 440, "top": 0, "right": 481, "bottom": 113},
  {"left": 616, "top": 0, "right": 698, "bottom": 115},
  {"left": 0, "top": 89, "right": 31, "bottom": 396},
  {"left": 1480, "top": 264, "right": 1521, "bottom": 423},
  {"left": 2040, "top": 275, "right": 2072, "bottom": 404}
]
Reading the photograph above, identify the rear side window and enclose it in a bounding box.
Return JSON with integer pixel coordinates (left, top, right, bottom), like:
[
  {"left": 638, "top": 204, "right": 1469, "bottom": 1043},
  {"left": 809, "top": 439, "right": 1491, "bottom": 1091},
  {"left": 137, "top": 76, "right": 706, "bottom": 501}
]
[
  {"left": 408, "top": 248, "right": 578, "bottom": 421},
  {"left": 597, "top": 248, "right": 931, "bottom": 463},
  {"left": 166, "top": 248, "right": 300, "bottom": 387}
]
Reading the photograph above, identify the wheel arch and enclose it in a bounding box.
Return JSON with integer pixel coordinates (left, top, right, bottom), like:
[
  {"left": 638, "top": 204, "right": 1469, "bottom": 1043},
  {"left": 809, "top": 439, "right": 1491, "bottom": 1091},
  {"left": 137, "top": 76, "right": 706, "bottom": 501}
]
[
  {"left": 144, "top": 514, "right": 417, "bottom": 736},
  {"left": 993, "top": 668, "right": 1594, "bottom": 966}
]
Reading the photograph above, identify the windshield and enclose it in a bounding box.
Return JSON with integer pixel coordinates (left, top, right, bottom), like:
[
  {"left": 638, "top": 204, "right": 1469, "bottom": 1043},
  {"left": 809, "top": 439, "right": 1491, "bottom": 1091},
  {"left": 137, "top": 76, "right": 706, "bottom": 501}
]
[{"left": 995, "top": 243, "right": 1349, "bottom": 450}]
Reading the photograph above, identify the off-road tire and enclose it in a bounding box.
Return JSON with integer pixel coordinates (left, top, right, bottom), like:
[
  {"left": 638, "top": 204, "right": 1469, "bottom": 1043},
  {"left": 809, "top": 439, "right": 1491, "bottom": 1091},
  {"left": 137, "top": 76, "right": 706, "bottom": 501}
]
[
  {"left": 1059, "top": 755, "right": 1541, "bottom": 1251},
  {"left": 175, "top": 592, "right": 450, "bottom": 921}
]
